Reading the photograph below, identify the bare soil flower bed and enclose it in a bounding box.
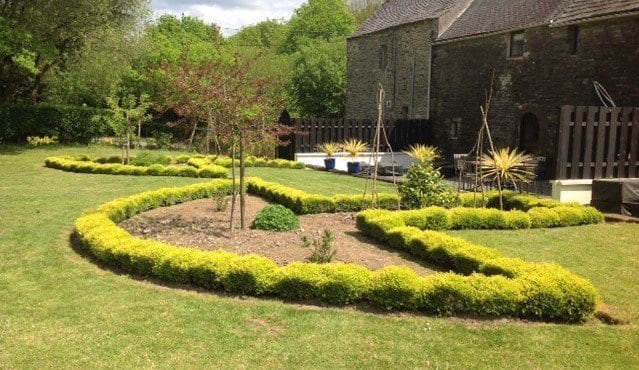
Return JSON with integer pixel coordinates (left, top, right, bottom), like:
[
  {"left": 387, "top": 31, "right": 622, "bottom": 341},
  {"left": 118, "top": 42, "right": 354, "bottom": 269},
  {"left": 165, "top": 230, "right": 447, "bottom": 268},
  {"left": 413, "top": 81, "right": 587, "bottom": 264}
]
[{"left": 120, "top": 195, "right": 436, "bottom": 276}]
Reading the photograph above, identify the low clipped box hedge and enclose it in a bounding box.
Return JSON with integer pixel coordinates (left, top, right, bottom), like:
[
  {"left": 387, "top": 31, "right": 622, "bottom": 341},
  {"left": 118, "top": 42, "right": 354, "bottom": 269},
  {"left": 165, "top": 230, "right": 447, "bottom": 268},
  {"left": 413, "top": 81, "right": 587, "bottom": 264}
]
[
  {"left": 44, "top": 154, "right": 306, "bottom": 178},
  {"left": 246, "top": 178, "right": 400, "bottom": 214},
  {"left": 73, "top": 178, "right": 601, "bottom": 322},
  {"left": 45, "top": 156, "right": 229, "bottom": 179}
]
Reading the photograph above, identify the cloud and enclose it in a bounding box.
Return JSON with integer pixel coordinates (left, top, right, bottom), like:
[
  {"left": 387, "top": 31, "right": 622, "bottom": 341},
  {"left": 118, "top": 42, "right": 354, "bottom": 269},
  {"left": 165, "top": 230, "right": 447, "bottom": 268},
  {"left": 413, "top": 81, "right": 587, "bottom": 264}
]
[{"left": 150, "top": 0, "right": 306, "bottom": 36}]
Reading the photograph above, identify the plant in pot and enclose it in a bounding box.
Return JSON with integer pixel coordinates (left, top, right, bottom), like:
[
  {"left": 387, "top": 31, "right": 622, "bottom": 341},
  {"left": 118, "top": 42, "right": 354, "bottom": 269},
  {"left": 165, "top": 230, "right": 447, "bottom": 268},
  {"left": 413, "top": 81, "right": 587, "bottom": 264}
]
[
  {"left": 342, "top": 138, "right": 369, "bottom": 174},
  {"left": 316, "top": 142, "right": 341, "bottom": 170}
]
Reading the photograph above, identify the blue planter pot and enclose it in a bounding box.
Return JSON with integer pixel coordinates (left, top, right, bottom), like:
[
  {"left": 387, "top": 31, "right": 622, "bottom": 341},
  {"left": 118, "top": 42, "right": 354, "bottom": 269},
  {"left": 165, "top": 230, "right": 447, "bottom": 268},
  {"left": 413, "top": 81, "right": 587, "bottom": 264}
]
[
  {"left": 324, "top": 158, "right": 336, "bottom": 170},
  {"left": 347, "top": 161, "right": 361, "bottom": 174}
]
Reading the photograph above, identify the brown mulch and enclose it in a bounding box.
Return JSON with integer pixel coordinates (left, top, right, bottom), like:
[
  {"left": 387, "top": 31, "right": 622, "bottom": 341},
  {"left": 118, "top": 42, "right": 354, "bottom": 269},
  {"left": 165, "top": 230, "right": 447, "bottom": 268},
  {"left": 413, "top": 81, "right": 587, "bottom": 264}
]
[{"left": 119, "top": 195, "right": 437, "bottom": 276}]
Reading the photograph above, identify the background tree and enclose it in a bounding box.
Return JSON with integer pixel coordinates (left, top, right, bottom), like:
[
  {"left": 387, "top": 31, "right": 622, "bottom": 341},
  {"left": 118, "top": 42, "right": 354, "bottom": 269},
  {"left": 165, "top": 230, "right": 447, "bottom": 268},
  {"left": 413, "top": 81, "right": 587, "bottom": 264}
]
[
  {"left": 289, "top": 38, "right": 348, "bottom": 117},
  {"left": 281, "top": 0, "right": 356, "bottom": 54},
  {"left": 0, "top": 0, "right": 148, "bottom": 104}
]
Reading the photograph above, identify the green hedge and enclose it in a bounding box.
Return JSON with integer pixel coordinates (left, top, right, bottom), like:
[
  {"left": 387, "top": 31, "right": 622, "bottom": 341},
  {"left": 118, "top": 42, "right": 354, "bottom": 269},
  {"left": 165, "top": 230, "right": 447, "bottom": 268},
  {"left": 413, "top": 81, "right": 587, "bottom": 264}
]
[
  {"left": 45, "top": 156, "right": 229, "bottom": 178},
  {"left": 0, "top": 103, "right": 111, "bottom": 144},
  {"left": 44, "top": 154, "right": 305, "bottom": 178},
  {"left": 73, "top": 179, "right": 599, "bottom": 322},
  {"left": 459, "top": 191, "right": 569, "bottom": 210},
  {"left": 356, "top": 209, "right": 599, "bottom": 321},
  {"left": 246, "top": 178, "right": 400, "bottom": 214},
  {"left": 357, "top": 204, "right": 603, "bottom": 233},
  {"left": 195, "top": 155, "right": 306, "bottom": 169}
]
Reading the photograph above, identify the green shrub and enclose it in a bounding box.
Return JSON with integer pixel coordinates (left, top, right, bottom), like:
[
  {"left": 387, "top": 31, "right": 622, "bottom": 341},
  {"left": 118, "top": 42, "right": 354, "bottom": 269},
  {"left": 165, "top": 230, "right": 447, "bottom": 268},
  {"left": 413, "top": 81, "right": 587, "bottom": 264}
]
[
  {"left": 398, "top": 163, "right": 461, "bottom": 209},
  {"left": 251, "top": 205, "right": 300, "bottom": 232}
]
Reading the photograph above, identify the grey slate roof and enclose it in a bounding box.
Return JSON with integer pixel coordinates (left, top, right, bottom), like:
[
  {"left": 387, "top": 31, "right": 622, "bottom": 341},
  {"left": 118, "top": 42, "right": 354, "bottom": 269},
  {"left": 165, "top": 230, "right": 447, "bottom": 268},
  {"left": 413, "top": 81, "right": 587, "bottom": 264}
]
[
  {"left": 438, "top": 0, "right": 566, "bottom": 41},
  {"left": 552, "top": 0, "right": 639, "bottom": 25},
  {"left": 349, "top": 0, "right": 460, "bottom": 38},
  {"left": 350, "top": 0, "right": 639, "bottom": 41}
]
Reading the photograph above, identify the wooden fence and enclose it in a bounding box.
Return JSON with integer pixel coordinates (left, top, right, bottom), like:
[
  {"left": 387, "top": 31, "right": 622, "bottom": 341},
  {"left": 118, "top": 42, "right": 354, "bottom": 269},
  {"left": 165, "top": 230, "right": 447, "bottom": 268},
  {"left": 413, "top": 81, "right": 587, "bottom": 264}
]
[
  {"left": 278, "top": 118, "right": 431, "bottom": 157},
  {"left": 556, "top": 105, "right": 639, "bottom": 179}
]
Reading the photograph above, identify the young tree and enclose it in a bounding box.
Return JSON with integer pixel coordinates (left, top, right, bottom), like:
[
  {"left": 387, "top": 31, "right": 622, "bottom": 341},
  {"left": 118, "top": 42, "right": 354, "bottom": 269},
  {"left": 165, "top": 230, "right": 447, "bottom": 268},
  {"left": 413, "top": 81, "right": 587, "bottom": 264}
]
[
  {"left": 158, "top": 54, "right": 284, "bottom": 230},
  {"left": 98, "top": 93, "right": 152, "bottom": 164}
]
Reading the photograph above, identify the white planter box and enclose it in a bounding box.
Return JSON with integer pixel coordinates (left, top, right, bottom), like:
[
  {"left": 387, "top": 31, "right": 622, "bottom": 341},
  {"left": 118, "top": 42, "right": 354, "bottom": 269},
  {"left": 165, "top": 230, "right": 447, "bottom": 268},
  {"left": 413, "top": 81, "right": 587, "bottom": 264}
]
[
  {"left": 550, "top": 179, "right": 593, "bottom": 205},
  {"left": 295, "top": 152, "right": 415, "bottom": 172}
]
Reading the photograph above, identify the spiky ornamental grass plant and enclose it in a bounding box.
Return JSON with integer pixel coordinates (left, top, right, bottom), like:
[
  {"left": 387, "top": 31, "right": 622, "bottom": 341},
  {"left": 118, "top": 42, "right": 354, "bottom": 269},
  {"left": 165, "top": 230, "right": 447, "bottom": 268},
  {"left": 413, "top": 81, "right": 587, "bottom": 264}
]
[
  {"left": 482, "top": 147, "right": 536, "bottom": 209},
  {"left": 342, "top": 138, "right": 369, "bottom": 158},
  {"left": 316, "top": 142, "right": 341, "bottom": 158},
  {"left": 404, "top": 144, "right": 440, "bottom": 165}
]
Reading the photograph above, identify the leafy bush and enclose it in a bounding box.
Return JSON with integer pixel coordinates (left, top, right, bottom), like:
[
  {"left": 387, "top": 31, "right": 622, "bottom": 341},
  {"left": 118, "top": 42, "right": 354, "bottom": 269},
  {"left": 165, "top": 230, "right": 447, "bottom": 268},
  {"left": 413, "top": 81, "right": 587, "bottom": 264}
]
[
  {"left": 398, "top": 163, "right": 460, "bottom": 209},
  {"left": 251, "top": 205, "right": 300, "bottom": 232}
]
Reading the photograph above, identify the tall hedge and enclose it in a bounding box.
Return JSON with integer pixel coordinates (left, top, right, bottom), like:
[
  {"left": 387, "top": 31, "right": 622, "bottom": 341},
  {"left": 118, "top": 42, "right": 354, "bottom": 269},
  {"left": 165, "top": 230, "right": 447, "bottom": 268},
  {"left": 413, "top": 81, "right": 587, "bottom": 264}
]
[{"left": 0, "top": 103, "right": 111, "bottom": 144}]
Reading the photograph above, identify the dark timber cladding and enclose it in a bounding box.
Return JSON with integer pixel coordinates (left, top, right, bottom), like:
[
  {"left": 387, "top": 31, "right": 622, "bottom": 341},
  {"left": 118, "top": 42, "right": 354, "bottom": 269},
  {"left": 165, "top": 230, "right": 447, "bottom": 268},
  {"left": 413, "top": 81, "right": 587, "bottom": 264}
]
[
  {"left": 290, "top": 118, "right": 431, "bottom": 153},
  {"left": 556, "top": 105, "right": 639, "bottom": 180}
]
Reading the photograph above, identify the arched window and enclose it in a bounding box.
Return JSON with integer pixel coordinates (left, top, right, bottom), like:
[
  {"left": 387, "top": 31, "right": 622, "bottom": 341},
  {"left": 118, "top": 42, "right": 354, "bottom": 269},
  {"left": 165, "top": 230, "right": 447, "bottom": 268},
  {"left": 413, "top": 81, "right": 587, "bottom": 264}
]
[{"left": 519, "top": 112, "right": 539, "bottom": 153}]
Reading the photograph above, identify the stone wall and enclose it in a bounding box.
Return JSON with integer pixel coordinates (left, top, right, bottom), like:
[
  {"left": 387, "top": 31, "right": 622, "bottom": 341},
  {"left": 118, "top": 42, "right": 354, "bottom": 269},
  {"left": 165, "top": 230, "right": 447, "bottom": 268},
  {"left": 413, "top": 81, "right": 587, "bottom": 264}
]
[
  {"left": 345, "top": 21, "right": 436, "bottom": 120},
  {"left": 429, "top": 16, "right": 639, "bottom": 168}
]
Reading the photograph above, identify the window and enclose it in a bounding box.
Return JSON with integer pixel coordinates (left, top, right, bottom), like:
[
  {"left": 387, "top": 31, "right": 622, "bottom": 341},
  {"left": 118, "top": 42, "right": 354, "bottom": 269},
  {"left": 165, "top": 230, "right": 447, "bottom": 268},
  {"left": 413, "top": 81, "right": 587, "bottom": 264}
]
[
  {"left": 401, "top": 106, "right": 409, "bottom": 119},
  {"left": 566, "top": 25, "right": 579, "bottom": 54},
  {"left": 519, "top": 113, "right": 540, "bottom": 153},
  {"left": 448, "top": 118, "right": 462, "bottom": 139},
  {"left": 509, "top": 31, "right": 525, "bottom": 58},
  {"left": 380, "top": 45, "right": 388, "bottom": 70}
]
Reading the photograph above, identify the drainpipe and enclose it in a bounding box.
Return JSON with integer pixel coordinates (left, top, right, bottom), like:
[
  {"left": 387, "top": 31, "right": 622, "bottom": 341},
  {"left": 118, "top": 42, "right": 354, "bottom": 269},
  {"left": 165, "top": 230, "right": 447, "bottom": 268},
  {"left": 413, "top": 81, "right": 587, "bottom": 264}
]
[
  {"left": 411, "top": 49, "right": 416, "bottom": 118},
  {"left": 426, "top": 41, "right": 433, "bottom": 120}
]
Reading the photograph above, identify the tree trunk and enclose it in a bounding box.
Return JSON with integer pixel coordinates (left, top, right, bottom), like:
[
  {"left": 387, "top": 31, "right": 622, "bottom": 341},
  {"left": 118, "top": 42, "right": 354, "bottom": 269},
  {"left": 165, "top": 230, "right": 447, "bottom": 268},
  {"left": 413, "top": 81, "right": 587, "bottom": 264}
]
[
  {"left": 229, "top": 138, "right": 237, "bottom": 233},
  {"left": 188, "top": 120, "right": 198, "bottom": 149},
  {"left": 137, "top": 121, "right": 142, "bottom": 149},
  {"left": 239, "top": 132, "right": 247, "bottom": 230},
  {"left": 125, "top": 123, "right": 131, "bottom": 165}
]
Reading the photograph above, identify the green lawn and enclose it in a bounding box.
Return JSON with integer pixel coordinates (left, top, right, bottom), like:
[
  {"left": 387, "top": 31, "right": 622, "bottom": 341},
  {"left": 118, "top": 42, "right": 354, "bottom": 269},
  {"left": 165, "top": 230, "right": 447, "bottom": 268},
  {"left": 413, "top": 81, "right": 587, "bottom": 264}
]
[{"left": 1, "top": 145, "right": 638, "bottom": 368}]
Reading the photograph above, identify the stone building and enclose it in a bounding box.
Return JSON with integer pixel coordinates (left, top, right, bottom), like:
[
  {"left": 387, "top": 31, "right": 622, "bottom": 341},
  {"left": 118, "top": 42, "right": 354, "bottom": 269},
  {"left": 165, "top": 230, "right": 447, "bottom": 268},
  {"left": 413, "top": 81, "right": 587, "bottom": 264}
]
[{"left": 345, "top": 0, "right": 639, "bottom": 165}]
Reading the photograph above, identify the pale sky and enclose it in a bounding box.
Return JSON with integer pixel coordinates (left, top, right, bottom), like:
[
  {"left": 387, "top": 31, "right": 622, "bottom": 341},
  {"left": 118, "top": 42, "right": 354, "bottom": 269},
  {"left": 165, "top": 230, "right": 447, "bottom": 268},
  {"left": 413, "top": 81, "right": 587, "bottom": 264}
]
[{"left": 150, "top": 0, "right": 307, "bottom": 36}]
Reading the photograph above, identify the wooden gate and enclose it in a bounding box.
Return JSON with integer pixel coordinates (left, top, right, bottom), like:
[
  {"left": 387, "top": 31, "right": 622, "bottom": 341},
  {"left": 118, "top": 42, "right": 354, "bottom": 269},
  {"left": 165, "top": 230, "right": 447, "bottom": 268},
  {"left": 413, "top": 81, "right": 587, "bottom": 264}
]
[{"left": 556, "top": 105, "right": 639, "bottom": 179}]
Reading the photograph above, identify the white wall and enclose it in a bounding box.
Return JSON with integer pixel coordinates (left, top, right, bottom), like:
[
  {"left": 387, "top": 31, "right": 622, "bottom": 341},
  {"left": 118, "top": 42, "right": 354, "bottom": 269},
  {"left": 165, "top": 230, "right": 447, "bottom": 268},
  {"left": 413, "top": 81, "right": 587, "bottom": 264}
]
[{"left": 295, "top": 152, "right": 416, "bottom": 172}]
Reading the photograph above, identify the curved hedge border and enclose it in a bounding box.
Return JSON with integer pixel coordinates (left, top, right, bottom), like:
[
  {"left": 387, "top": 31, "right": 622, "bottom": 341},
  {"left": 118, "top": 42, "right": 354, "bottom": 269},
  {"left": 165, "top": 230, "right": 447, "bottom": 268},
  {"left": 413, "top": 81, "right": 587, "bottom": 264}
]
[
  {"left": 358, "top": 204, "right": 604, "bottom": 231},
  {"left": 247, "top": 178, "right": 400, "bottom": 214},
  {"left": 73, "top": 178, "right": 601, "bottom": 322},
  {"left": 44, "top": 155, "right": 306, "bottom": 179}
]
